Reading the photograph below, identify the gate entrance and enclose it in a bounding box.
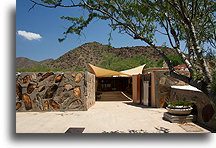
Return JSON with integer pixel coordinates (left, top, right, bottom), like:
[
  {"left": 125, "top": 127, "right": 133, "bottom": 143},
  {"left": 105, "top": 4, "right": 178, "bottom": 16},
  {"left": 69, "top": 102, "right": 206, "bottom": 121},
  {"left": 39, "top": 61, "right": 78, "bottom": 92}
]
[{"left": 96, "top": 77, "right": 132, "bottom": 101}]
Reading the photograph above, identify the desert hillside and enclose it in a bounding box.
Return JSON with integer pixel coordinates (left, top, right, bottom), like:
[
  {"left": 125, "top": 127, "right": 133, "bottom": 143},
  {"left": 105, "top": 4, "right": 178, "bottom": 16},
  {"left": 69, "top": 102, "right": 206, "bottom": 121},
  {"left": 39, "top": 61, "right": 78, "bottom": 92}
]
[{"left": 16, "top": 42, "right": 176, "bottom": 71}]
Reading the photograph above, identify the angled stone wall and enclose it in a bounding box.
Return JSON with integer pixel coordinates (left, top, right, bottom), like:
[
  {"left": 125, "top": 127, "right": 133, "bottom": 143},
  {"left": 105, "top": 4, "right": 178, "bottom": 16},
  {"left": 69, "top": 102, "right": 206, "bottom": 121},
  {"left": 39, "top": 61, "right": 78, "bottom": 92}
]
[
  {"left": 149, "top": 70, "right": 189, "bottom": 108},
  {"left": 170, "top": 88, "right": 215, "bottom": 131},
  {"left": 16, "top": 72, "right": 95, "bottom": 112}
]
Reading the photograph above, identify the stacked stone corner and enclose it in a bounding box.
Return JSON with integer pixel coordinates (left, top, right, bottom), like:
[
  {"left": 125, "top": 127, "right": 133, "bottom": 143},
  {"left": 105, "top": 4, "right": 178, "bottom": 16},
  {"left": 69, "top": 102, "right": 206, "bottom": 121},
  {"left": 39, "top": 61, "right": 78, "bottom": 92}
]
[{"left": 16, "top": 71, "right": 95, "bottom": 112}]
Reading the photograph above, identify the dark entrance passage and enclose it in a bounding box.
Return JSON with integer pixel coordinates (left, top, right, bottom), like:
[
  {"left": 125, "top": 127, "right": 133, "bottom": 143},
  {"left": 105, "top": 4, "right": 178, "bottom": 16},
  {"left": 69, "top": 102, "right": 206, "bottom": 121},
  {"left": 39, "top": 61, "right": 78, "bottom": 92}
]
[{"left": 96, "top": 77, "right": 132, "bottom": 101}]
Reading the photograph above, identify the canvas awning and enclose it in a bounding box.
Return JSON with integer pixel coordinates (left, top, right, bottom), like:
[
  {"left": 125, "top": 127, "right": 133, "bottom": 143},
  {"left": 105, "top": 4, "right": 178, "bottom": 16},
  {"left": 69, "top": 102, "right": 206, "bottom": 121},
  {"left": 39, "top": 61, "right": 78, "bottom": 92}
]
[
  {"left": 120, "top": 64, "right": 146, "bottom": 75},
  {"left": 88, "top": 64, "right": 145, "bottom": 77},
  {"left": 88, "top": 64, "right": 129, "bottom": 77}
]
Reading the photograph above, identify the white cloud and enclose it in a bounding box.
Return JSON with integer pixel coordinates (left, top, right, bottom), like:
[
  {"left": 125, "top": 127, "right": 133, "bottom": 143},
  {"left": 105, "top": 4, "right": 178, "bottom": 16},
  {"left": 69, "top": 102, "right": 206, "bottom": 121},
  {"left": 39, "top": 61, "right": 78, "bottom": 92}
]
[{"left": 17, "top": 30, "right": 42, "bottom": 40}]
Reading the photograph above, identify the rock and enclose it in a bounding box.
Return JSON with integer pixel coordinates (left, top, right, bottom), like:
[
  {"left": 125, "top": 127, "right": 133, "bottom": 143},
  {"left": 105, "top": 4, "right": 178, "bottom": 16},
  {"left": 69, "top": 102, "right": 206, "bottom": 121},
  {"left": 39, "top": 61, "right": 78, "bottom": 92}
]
[
  {"left": 166, "top": 78, "right": 179, "bottom": 85},
  {"left": 55, "top": 87, "right": 64, "bottom": 96},
  {"left": 63, "top": 93, "right": 70, "bottom": 98},
  {"left": 75, "top": 73, "right": 82, "bottom": 83},
  {"left": 36, "top": 94, "right": 43, "bottom": 110},
  {"left": 16, "top": 82, "right": 22, "bottom": 101},
  {"left": 64, "top": 84, "right": 73, "bottom": 91},
  {"left": 38, "top": 85, "right": 46, "bottom": 92},
  {"left": 39, "top": 72, "right": 54, "bottom": 82},
  {"left": 31, "top": 73, "right": 37, "bottom": 81},
  {"left": 16, "top": 102, "right": 22, "bottom": 110},
  {"left": 59, "top": 97, "right": 67, "bottom": 104},
  {"left": 44, "top": 84, "right": 58, "bottom": 98},
  {"left": 68, "top": 99, "right": 83, "bottom": 110},
  {"left": 55, "top": 74, "right": 63, "bottom": 83},
  {"left": 202, "top": 104, "right": 215, "bottom": 122},
  {"left": 159, "top": 94, "right": 169, "bottom": 108},
  {"left": 159, "top": 76, "right": 166, "bottom": 85},
  {"left": 37, "top": 73, "right": 43, "bottom": 77},
  {"left": 74, "top": 87, "right": 81, "bottom": 98},
  {"left": 159, "top": 87, "right": 170, "bottom": 93},
  {"left": 23, "top": 75, "right": 30, "bottom": 83},
  {"left": 71, "top": 72, "right": 76, "bottom": 77},
  {"left": 32, "top": 98, "right": 38, "bottom": 104},
  {"left": 27, "top": 82, "right": 38, "bottom": 94},
  {"left": 49, "top": 99, "right": 60, "bottom": 110},
  {"left": 36, "top": 93, "right": 42, "bottom": 102},
  {"left": 48, "top": 74, "right": 56, "bottom": 82},
  {"left": 43, "top": 100, "right": 49, "bottom": 111},
  {"left": 22, "top": 93, "right": 32, "bottom": 110},
  {"left": 59, "top": 93, "right": 70, "bottom": 103}
]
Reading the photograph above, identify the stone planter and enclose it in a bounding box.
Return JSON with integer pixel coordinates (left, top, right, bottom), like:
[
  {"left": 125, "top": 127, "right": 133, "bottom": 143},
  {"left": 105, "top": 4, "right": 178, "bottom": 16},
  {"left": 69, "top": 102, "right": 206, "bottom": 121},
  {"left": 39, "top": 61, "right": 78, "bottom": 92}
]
[{"left": 166, "top": 105, "right": 193, "bottom": 115}]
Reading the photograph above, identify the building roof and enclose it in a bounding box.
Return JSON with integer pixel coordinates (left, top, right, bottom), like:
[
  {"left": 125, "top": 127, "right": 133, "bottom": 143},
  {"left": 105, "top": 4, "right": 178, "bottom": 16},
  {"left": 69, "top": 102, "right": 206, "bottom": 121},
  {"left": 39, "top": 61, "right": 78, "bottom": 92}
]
[
  {"left": 144, "top": 65, "right": 188, "bottom": 73},
  {"left": 173, "top": 64, "right": 188, "bottom": 70}
]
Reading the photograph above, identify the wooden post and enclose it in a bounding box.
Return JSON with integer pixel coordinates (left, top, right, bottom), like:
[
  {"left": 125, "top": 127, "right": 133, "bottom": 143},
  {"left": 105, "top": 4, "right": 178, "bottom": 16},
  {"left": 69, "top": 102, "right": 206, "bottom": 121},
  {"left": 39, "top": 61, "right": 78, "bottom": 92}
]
[
  {"left": 151, "top": 72, "right": 156, "bottom": 107},
  {"left": 132, "top": 75, "right": 141, "bottom": 104}
]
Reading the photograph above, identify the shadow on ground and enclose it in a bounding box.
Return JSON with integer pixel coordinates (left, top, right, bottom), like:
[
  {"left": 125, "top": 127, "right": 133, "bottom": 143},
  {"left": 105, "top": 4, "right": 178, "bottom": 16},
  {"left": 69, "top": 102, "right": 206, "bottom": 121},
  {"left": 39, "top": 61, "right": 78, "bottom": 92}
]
[
  {"left": 123, "top": 102, "right": 153, "bottom": 109},
  {"left": 102, "top": 129, "right": 148, "bottom": 133},
  {"left": 102, "top": 127, "right": 170, "bottom": 134}
]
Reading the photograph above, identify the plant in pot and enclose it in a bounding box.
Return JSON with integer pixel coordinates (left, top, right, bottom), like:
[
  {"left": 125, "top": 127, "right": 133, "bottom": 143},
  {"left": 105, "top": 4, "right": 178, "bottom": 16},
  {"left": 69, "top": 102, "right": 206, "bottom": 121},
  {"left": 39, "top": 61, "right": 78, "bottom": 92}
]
[{"left": 166, "top": 100, "right": 195, "bottom": 115}]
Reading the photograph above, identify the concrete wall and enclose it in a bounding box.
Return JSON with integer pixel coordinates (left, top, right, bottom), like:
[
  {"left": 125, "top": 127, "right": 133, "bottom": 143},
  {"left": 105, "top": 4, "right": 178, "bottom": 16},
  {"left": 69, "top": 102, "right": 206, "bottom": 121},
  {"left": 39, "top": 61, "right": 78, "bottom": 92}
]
[
  {"left": 16, "top": 72, "right": 95, "bottom": 112},
  {"left": 170, "top": 88, "right": 215, "bottom": 131}
]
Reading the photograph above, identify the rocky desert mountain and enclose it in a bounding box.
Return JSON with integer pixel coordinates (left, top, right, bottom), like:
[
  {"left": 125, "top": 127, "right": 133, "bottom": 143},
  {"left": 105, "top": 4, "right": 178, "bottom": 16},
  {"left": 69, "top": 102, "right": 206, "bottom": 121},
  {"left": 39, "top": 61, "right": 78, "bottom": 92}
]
[{"left": 16, "top": 42, "right": 176, "bottom": 71}]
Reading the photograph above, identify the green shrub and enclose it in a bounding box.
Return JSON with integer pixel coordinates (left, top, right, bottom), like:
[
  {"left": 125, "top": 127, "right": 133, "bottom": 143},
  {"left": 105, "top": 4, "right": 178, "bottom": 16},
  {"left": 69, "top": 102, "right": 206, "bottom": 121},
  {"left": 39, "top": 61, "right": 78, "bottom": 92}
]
[
  {"left": 99, "top": 52, "right": 161, "bottom": 71},
  {"left": 167, "top": 100, "right": 195, "bottom": 106},
  {"left": 16, "top": 65, "right": 63, "bottom": 72}
]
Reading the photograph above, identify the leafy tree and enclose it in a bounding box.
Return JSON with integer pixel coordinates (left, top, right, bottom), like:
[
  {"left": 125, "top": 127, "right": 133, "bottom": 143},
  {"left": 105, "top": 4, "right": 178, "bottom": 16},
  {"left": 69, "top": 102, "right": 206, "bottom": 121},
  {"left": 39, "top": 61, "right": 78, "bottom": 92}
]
[
  {"left": 29, "top": 0, "right": 216, "bottom": 102},
  {"left": 167, "top": 54, "right": 184, "bottom": 67}
]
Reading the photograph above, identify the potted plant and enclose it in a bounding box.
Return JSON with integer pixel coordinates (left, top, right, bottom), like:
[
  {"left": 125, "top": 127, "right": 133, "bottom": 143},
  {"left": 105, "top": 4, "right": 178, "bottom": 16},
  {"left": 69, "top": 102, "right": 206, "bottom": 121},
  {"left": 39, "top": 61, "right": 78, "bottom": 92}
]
[{"left": 166, "top": 100, "right": 194, "bottom": 115}]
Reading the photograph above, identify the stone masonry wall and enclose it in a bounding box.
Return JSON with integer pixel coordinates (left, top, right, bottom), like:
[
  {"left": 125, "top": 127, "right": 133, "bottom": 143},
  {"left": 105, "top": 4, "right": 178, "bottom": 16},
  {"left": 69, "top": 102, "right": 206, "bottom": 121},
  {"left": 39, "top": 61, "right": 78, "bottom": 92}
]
[
  {"left": 150, "top": 70, "right": 189, "bottom": 108},
  {"left": 142, "top": 70, "right": 215, "bottom": 130},
  {"left": 170, "top": 88, "right": 215, "bottom": 131},
  {"left": 16, "top": 72, "right": 95, "bottom": 112}
]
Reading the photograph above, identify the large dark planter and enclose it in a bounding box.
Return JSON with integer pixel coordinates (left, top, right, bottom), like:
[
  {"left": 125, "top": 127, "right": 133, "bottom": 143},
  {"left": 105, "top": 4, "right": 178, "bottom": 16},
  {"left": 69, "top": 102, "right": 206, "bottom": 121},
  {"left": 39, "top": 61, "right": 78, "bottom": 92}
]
[{"left": 166, "top": 105, "right": 193, "bottom": 115}]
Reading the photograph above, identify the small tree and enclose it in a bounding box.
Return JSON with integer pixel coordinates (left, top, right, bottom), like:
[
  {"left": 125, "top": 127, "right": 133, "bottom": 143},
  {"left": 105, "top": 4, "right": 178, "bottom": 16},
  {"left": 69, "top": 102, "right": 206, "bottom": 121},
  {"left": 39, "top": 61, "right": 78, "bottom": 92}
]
[{"left": 29, "top": 0, "right": 215, "bottom": 102}]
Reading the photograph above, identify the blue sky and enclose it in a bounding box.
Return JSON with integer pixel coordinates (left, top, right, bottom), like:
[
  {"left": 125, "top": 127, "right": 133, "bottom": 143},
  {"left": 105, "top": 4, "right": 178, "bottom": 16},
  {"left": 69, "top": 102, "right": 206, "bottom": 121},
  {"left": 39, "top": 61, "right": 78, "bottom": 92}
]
[{"left": 16, "top": 0, "right": 171, "bottom": 61}]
